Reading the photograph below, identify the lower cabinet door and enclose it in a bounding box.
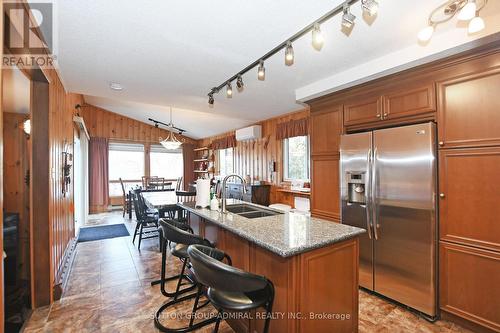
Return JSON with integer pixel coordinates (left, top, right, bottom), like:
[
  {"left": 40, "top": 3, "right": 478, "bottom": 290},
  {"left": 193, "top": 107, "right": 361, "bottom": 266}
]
[{"left": 440, "top": 241, "right": 500, "bottom": 332}]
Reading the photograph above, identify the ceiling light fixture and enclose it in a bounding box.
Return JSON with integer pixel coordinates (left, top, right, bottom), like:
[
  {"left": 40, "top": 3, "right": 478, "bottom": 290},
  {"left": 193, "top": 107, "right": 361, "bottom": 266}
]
[
  {"left": 285, "top": 41, "right": 294, "bottom": 66},
  {"left": 257, "top": 60, "right": 266, "bottom": 81},
  {"left": 361, "top": 0, "right": 379, "bottom": 16},
  {"left": 226, "top": 82, "right": 233, "bottom": 98},
  {"left": 311, "top": 23, "right": 324, "bottom": 51},
  {"left": 109, "top": 82, "right": 123, "bottom": 91},
  {"left": 149, "top": 110, "right": 186, "bottom": 150},
  {"left": 418, "top": 0, "right": 487, "bottom": 43},
  {"left": 342, "top": 3, "right": 356, "bottom": 29},
  {"left": 207, "top": 0, "right": 371, "bottom": 104},
  {"left": 468, "top": 13, "right": 485, "bottom": 33},
  {"left": 236, "top": 74, "right": 244, "bottom": 90}
]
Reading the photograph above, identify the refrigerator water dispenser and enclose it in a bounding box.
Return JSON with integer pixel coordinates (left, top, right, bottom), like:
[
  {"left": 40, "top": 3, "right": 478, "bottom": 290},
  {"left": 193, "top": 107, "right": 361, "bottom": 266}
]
[{"left": 346, "top": 172, "right": 366, "bottom": 204}]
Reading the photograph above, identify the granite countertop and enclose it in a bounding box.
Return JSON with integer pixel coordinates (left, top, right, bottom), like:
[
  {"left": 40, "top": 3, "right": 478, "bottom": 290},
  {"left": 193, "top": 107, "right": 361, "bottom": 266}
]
[{"left": 178, "top": 199, "right": 365, "bottom": 258}]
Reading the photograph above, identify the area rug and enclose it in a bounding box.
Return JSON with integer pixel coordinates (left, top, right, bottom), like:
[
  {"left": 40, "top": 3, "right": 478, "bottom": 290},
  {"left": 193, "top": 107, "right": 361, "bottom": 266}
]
[{"left": 77, "top": 224, "right": 130, "bottom": 242}]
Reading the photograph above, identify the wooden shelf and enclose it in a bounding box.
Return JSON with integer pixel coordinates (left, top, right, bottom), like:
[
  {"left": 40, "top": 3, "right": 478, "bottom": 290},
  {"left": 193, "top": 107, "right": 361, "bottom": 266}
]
[
  {"left": 194, "top": 147, "right": 210, "bottom": 152},
  {"left": 194, "top": 170, "right": 209, "bottom": 173},
  {"left": 277, "top": 188, "right": 311, "bottom": 196},
  {"left": 194, "top": 158, "right": 209, "bottom": 162}
]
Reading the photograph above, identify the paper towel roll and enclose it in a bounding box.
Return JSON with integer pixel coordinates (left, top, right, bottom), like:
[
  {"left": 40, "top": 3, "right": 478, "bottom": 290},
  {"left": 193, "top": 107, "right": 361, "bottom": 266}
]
[{"left": 195, "top": 179, "right": 211, "bottom": 208}]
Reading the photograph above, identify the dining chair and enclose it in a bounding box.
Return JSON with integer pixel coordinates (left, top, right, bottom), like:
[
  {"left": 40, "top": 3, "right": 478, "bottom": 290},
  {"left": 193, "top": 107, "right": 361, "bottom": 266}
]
[
  {"left": 132, "top": 189, "right": 160, "bottom": 249},
  {"left": 175, "top": 177, "right": 183, "bottom": 191},
  {"left": 119, "top": 178, "right": 131, "bottom": 218},
  {"left": 175, "top": 190, "right": 197, "bottom": 222}
]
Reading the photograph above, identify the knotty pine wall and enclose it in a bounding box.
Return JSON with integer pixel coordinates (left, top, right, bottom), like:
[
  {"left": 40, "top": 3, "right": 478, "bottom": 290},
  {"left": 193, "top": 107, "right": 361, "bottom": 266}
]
[
  {"left": 78, "top": 103, "right": 196, "bottom": 144},
  {"left": 197, "top": 108, "right": 309, "bottom": 204}
]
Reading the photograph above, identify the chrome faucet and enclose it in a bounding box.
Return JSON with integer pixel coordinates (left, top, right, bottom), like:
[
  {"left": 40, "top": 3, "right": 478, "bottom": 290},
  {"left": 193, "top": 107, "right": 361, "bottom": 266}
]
[{"left": 221, "top": 174, "right": 247, "bottom": 213}]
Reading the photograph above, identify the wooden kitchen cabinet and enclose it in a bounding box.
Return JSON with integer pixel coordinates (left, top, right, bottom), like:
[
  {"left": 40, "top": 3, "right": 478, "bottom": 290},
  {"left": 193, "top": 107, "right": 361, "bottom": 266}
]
[
  {"left": 440, "top": 242, "right": 500, "bottom": 332},
  {"left": 311, "top": 155, "right": 340, "bottom": 221},
  {"left": 439, "top": 147, "right": 500, "bottom": 252},
  {"left": 310, "top": 105, "right": 343, "bottom": 156},
  {"left": 437, "top": 67, "right": 500, "bottom": 148},
  {"left": 343, "top": 95, "right": 382, "bottom": 127},
  {"left": 383, "top": 83, "right": 436, "bottom": 121}
]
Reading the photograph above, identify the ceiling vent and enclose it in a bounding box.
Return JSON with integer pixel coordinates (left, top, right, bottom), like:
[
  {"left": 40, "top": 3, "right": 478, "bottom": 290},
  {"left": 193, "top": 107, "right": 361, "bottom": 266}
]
[{"left": 235, "top": 125, "right": 262, "bottom": 141}]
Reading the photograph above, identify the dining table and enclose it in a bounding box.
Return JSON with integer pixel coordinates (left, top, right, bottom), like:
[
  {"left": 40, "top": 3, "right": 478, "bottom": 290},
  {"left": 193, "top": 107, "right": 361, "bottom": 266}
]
[{"left": 141, "top": 190, "right": 179, "bottom": 219}]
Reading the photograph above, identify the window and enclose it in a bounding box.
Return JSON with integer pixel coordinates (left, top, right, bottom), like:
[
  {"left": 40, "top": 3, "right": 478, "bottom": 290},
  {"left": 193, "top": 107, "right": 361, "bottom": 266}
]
[
  {"left": 218, "top": 148, "right": 234, "bottom": 176},
  {"left": 283, "top": 135, "right": 310, "bottom": 181},
  {"left": 150, "top": 145, "right": 183, "bottom": 179},
  {"left": 108, "top": 142, "right": 145, "bottom": 196}
]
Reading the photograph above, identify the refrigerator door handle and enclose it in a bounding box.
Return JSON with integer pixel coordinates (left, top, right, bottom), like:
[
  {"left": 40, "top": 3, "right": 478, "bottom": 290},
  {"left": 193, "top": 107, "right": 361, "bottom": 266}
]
[
  {"left": 372, "top": 147, "right": 379, "bottom": 240},
  {"left": 366, "top": 148, "right": 372, "bottom": 239}
]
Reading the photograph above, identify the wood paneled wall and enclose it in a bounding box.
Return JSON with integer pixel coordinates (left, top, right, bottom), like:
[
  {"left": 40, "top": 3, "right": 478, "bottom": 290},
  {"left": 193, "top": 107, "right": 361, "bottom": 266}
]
[
  {"left": 78, "top": 103, "right": 196, "bottom": 144},
  {"left": 197, "top": 108, "right": 309, "bottom": 204},
  {"left": 3, "top": 113, "right": 30, "bottom": 280}
]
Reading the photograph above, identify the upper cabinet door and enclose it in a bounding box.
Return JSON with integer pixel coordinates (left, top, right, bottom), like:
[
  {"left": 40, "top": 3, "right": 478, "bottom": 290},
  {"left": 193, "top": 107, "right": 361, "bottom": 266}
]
[
  {"left": 383, "top": 83, "right": 436, "bottom": 120},
  {"left": 343, "top": 96, "right": 381, "bottom": 127},
  {"left": 310, "top": 105, "right": 342, "bottom": 156},
  {"left": 437, "top": 67, "right": 500, "bottom": 148}
]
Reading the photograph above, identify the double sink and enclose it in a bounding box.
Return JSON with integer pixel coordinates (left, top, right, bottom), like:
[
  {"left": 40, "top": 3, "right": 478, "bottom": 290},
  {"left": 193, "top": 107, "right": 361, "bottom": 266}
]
[{"left": 226, "top": 203, "right": 283, "bottom": 219}]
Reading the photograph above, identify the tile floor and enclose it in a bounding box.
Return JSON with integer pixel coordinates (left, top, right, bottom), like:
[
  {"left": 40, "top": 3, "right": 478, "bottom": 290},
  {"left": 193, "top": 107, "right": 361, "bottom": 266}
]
[{"left": 22, "top": 212, "right": 473, "bottom": 333}]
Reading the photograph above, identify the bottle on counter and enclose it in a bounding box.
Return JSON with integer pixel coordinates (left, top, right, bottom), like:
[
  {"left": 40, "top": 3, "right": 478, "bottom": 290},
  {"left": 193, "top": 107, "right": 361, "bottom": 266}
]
[{"left": 210, "top": 193, "right": 219, "bottom": 211}]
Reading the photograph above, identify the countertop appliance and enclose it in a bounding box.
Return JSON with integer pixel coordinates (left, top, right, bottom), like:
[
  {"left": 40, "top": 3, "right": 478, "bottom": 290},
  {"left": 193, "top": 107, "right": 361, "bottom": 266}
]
[{"left": 340, "top": 122, "right": 437, "bottom": 319}]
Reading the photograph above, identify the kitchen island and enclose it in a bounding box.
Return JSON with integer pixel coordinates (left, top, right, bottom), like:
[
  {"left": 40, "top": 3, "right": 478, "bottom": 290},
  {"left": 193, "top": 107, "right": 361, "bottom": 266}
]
[{"left": 178, "top": 199, "right": 365, "bottom": 333}]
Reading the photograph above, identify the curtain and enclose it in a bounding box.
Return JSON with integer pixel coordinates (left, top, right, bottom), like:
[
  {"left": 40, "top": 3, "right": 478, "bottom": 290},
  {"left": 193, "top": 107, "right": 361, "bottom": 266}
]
[
  {"left": 211, "top": 134, "right": 237, "bottom": 150},
  {"left": 89, "top": 137, "right": 109, "bottom": 213},
  {"left": 276, "top": 117, "right": 309, "bottom": 140},
  {"left": 182, "top": 143, "right": 195, "bottom": 191}
]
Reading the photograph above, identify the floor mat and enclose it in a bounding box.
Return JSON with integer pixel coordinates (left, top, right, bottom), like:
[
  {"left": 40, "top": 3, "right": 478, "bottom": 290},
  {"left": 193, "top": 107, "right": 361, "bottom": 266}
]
[{"left": 78, "top": 224, "right": 130, "bottom": 242}]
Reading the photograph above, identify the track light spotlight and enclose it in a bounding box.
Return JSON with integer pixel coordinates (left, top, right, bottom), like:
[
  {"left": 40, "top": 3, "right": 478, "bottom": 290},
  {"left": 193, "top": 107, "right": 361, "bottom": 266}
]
[
  {"left": 236, "top": 74, "right": 244, "bottom": 90},
  {"left": 342, "top": 3, "right": 356, "bottom": 29},
  {"left": 285, "top": 41, "right": 294, "bottom": 66},
  {"left": 311, "top": 23, "right": 324, "bottom": 51},
  {"left": 258, "top": 60, "right": 265, "bottom": 81},
  {"left": 361, "top": 0, "right": 379, "bottom": 16},
  {"left": 457, "top": 0, "right": 477, "bottom": 21},
  {"left": 226, "top": 82, "right": 233, "bottom": 98},
  {"left": 208, "top": 94, "right": 214, "bottom": 105}
]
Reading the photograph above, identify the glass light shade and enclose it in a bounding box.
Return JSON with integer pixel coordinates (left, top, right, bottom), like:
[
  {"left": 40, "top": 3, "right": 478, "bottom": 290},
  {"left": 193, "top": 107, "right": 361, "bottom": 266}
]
[
  {"left": 468, "top": 15, "right": 485, "bottom": 34},
  {"left": 161, "top": 140, "right": 182, "bottom": 150},
  {"left": 311, "top": 24, "right": 324, "bottom": 51},
  {"left": 362, "top": 0, "right": 379, "bottom": 16},
  {"left": 23, "top": 119, "right": 31, "bottom": 135},
  {"left": 418, "top": 25, "right": 434, "bottom": 42},
  {"left": 257, "top": 61, "right": 265, "bottom": 81},
  {"left": 226, "top": 82, "right": 232, "bottom": 98},
  {"left": 457, "top": 1, "right": 477, "bottom": 21},
  {"left": 285, "top": 42, "right": 294, "bottom": 66}
]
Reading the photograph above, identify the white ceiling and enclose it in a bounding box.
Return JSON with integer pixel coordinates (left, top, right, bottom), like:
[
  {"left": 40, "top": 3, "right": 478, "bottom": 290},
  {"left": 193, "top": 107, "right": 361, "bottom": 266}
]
[{"left": 55, "top": 0, "right": 500, "bottom": 139}]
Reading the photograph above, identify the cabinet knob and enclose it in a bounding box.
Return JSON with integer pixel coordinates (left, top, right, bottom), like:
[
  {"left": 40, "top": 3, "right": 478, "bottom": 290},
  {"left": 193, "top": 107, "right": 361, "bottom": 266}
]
[
  {"left": 438, "top": 141, "right": 444, "bottom": 146},
  {"left": 439, "top": 193, "right": 445, "bottom": 199},
  {"left": 383, "top": 113, "right": 388, "bottom": 117},
  {"left": 376, "top": 114, "right": 381, "bottom": 118}
]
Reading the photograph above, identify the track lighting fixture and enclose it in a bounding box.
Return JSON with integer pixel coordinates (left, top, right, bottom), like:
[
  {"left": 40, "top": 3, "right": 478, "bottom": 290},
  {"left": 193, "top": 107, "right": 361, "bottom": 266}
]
[
  {"left": 342, "top": 3, "right": 356, "bottom": 29},
  {"left": 361, "top": 0, "right": 379, "bottom": 16},
  {"left": 418, "top": 0, "right": 487, "bottom": 43},
  {"left": 207, "top": 0, "right": 384, "bottom": 105},
  {"left": 457, "top": 0, "right": 477, "bottom": 20},
  {"left": 311, "top": 23, "right": 324, "bottom": 51},
  {"left": 258, "top": 60, "right": 266, "bottom": 81},
  {"left": 285, "top": 41, "right": 294, "bottom": 66},
  {"left": 236, "top": 75, "right": 244, "bottom": 90}
]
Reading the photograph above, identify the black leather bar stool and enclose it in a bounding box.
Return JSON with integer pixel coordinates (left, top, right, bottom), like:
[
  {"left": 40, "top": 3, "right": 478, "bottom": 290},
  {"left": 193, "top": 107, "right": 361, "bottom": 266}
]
[
  {"left": 188, "top": 244, "right": 275, "bottom": 333},
  {"left": 154, "top": 230, "right": 231, "bottom": 332}
]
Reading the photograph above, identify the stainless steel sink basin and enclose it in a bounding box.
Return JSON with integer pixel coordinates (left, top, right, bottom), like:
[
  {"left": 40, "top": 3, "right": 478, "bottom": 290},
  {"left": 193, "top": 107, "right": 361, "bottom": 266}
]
[{"left": 226, "top": 204, "right": 283, "bottom": 219}]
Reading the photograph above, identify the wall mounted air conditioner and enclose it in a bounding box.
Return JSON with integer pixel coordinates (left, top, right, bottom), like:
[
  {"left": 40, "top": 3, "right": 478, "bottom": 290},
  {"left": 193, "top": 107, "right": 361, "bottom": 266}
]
[{"left": 236, "top": 125, "right": 262, "bottom": 141}]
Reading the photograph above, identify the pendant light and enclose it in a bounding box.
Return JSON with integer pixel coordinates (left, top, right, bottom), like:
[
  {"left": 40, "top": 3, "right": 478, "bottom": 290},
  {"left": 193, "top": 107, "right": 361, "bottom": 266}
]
[{"left": 160, "top": 108, "right": 183, "bottom": 150}]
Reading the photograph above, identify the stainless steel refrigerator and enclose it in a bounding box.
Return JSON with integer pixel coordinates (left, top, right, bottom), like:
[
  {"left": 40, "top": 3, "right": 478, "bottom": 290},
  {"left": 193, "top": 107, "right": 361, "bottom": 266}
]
[{"left": 340, "top": 122, "right": 437, "bottom": 318}]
